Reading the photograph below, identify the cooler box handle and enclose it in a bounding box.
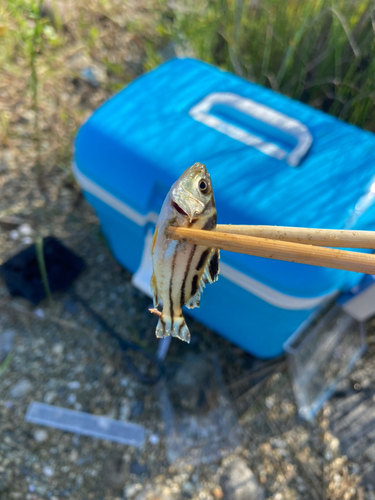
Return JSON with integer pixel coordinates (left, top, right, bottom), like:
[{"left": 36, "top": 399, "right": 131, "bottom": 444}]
[{"left": 189, "top": 92, "right": 313, "bottom": 167}]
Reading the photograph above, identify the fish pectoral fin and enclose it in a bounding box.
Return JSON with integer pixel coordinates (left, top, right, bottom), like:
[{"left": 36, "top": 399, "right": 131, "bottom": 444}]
[
  {"left": 204, "top": 248, "right": 220, "bottom": 284},
  {"left": 150, "top": 272, "right": 159, "bottom": 307},
  {"left": 155, "top": 314, "right": 191, "bottom": 343}
]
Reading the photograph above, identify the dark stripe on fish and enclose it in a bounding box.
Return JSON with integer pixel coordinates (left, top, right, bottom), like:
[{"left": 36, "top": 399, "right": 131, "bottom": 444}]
[
  {"left": 204, "top": 198, "right": 213, "bottom": 213},
  {"left": 209, "top": 249, "right": 219, "bottom": 281},
  {"left": 169, "top": 243, "right": 179, "bottom": 330},
  {"left": 196, "top": 249, "right": 211, "bottom": 271},
  {"left": 191, "top": 274, "right": 199, "bottom": 297},
  {"left": 202, "top": 212, "right": 217, "bottom": 230},
  {"left": 178, "top": 322, "right": 184, "bottom": 339},
  {"left": 180, "top": 245, "right": 196, "bottom": 308}
]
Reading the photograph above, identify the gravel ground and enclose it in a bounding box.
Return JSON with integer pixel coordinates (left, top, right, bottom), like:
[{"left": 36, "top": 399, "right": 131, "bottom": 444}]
[
  {"left": 0, "top": 1, "right": 373, "bottom": 499},
  {"left": 0, "top": 198, "right": 369, "bottom": 500}
]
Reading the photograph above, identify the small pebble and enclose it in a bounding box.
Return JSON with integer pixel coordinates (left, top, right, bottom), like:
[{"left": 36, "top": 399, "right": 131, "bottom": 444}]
[
  {"left": 28, "top": 485, "right": 35, "bottom": 493},
  {"left": 119, "top": 398, "right": 131, "bottom": 421},
  {"left": 123, "top": 483, "right": 142, "bottom": 498},
  {"left": 34, "top": 308, "right": 45, "bottom": 319},
  {"left": 35, "top": 485, "right": 47, "bottom": 496},
  {"left": 19, "top": 223, "right": 32, "bottom": 235},
  {"left": 120, "top": 377, "right": 129, "bottom": 387},
  {"left": 265, "top": 396, "right": 274, "bottom": 409},
  {"left": 9, "top": 378, "right": 33, "bottom": 398},
  {"left": 103, "top": 364, "right": 114, "bottom": 376},
  {"left": 67, "top": 381, "right": 81, "bottom": 390},
  {"left": 22, "top": 236, "right": 32, "bottom": 245},
  {"left": 329, "top": 437, "right": 340, "bottom": 454},
  {"left": 149, "top": 434, "right": 159, "bottom": 445},
  {"left": 34, "top": 429, "right": 48, "bottom": 443},
  {"left": 67, "top": 394, "right": 77, "bottom": 404},
  {"left": 324, "top": 450, "right": 333, "bottom": 461},
  {"left": 44, "top": 390, "right": 57, "bottom": 404},
  {"left": 212, "top": 486, "right": 223, "bottom": 499},
  {"left": 52, "top": 342, "right": 64, "bottom": 356},
  {"left": 9, "top": 230, "right": 19, "bottom": 240},
  {"left": 69, "top": 449, "right": 79, "bottom": 463},
  {"left": 43, "top": 466, "right": 54, "bottom": 477}
]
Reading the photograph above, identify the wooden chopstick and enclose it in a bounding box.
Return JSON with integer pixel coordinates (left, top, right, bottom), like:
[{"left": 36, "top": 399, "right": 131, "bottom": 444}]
[
  {"left": 216, "top": 225, "right": 375, "bottom": 249},
  {"left": 166, "top": 226, "right": 375, "bottom": 274}
]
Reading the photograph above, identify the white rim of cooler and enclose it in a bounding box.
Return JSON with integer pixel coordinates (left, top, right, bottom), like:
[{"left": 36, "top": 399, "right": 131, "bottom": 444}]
[{"left": 73, "top": 162, "right": 338, "bottom": 310}]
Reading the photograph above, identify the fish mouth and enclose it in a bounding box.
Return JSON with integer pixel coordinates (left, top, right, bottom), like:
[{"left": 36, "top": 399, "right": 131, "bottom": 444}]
[
  {"left": 171, "top": 200, "right": 189, "bottom": 217},
  {"left": 171, "top": 185, "right": 205, "bottom": 221}
]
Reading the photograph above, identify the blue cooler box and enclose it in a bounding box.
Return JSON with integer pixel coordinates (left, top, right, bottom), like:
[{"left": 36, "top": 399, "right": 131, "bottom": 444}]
[{"left": 74, "top": 58, "right": 375, "bottom": 358}]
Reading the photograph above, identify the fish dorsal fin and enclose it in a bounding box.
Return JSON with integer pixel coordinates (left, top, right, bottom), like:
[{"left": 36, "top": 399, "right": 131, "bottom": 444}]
[{"left": 186, "top": 249, "right": 220, "bottom": 309}]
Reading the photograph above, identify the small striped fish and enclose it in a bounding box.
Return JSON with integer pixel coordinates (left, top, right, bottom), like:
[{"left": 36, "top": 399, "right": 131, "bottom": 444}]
[{"left": 149, "top": 162, "right": 219, "bottom": 343}]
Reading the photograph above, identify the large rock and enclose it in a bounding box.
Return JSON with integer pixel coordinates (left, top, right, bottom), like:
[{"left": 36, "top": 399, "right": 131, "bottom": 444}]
[{"left": 219, "top": 458, "right": 265, "bottom": 500}]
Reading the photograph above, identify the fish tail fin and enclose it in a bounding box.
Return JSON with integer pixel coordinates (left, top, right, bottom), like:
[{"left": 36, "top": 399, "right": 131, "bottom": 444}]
[
  {"left": 172, "top": 316, "right": 191, "bottom": 343},
  {"left": 155, "top": 314, "right": 191, "bottom": 343}
]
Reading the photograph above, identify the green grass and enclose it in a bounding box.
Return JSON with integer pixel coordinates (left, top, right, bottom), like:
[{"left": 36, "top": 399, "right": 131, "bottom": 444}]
[
  {"left": 1, "top": 0, "right": 61, "bottom": 178},
  {"left": 35, "top": 236, "right": 53, "bottom": 303},
  {"left": 173, "top": 0, "right": 375, "bottom": 131},
  {"left": 0, "top": 353, "right": 13, "bottom": 378}
]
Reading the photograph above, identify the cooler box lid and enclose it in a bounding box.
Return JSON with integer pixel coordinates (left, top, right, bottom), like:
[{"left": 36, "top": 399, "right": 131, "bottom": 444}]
[{"left": 74, "top": 58, "right": 375, "bottom": 299}]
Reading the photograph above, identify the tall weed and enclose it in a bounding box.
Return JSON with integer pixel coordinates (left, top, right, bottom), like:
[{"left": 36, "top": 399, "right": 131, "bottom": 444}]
[{"left": 175, "top": 0, "right": 375, "bottom": 130}]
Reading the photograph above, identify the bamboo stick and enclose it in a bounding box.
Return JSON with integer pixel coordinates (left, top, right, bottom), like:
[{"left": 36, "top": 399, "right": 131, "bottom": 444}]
[
  {"left": 216, "top": 225, "right": 375, "bottom": 249},
  {"left": 166, "top": 227, "right": 375, "bottom": 274}
]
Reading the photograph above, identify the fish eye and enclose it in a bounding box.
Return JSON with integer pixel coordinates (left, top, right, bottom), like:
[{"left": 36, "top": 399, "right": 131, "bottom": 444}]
[{"left": 199, "top": 179, "right": 209, "bottom": 194}]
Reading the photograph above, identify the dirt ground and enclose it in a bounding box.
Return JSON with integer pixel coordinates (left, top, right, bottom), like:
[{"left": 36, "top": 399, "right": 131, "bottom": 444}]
[{"left": 0, "top": 1, "right": 374, "bottom": 499}]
